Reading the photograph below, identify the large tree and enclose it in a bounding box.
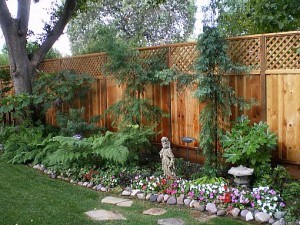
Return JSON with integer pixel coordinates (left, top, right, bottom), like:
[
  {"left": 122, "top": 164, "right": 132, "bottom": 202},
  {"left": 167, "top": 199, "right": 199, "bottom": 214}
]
[
  {"left": 68, "top": 0, "right": 196, "bottom": 55},
  {"left": 205, "top": 0, "right": 300, "bottom": 36},
  {"left": 0, "top": 0, "right": 79, "bottom": 94}
]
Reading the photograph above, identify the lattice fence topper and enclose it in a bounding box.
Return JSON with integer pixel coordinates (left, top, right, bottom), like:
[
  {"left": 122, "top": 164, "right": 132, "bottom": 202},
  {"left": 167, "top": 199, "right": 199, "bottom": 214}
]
[
  {"left": 36, "top": 31, "right": 299, "bottom": 77},
  {"left": 266, "top": 34, "right": 300, "bottom": 70},
  {"left": 170, "top": 43, "right": 198, "bottom": 73},
  {"left": 228, "top": 37, "right": 261, "bottom": 70}
]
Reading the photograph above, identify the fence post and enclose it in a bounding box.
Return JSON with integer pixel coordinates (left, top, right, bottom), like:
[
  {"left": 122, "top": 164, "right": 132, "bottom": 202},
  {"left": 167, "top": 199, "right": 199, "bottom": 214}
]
[
  {"left": 260, "top": 35, "right": 267, "bottom": 122},
  {"left": 167, "top": 46, "right": 173, "bottom": 142}
]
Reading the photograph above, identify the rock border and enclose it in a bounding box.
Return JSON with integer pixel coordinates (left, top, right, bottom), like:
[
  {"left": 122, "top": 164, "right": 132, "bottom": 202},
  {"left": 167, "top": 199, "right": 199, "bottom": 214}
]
[{"left": 31, "top": 164, "right": 298, "bottom": 225}]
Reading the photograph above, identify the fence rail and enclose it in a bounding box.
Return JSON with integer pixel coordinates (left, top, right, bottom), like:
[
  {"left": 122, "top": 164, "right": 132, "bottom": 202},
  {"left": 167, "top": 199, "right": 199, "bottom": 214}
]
[{"left": 1, "top": 31, "right": 300, "bottom": 164}]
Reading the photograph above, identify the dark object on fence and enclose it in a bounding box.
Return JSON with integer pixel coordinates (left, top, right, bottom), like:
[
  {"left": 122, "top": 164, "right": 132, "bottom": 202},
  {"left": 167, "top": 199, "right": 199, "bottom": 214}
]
[{"left": 181, "top": 137, "right": 196, "bottom": 163}]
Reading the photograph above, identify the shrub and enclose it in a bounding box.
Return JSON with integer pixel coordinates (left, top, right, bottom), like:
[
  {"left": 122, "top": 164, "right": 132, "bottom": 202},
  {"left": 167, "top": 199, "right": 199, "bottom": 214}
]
[
  {"left": 282, "top": 181, "right": 300, "bottom": 222},
  {"left": 0, "top": 123, "right": 50, "bottom": 164},
  {"left": 222, "top": 115, "right": 277, "bottom": 167}
]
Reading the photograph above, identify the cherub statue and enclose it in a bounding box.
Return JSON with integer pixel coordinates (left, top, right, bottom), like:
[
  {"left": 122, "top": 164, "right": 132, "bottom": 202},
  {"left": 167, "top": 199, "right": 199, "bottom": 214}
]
[{"left": 159, "top": 137, "right": 176, "bottom": 177}]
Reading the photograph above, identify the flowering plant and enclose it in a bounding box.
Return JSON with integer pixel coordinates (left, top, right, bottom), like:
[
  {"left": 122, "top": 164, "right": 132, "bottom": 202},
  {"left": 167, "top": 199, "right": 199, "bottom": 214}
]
[{"left": 130, "top": 175, "right": 285, "bottom": 215}]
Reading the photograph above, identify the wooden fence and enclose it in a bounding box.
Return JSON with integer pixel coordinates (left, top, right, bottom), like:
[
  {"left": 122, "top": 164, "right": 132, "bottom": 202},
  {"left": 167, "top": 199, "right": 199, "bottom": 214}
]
[{"left": 2, "top": 31, "right": 300, "bottom": 164}]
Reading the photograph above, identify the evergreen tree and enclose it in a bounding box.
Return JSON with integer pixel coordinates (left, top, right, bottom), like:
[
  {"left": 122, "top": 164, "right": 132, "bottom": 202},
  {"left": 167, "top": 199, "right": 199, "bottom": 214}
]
[{"left": 192, "top": 27, "right": 251, "bottom": 177}]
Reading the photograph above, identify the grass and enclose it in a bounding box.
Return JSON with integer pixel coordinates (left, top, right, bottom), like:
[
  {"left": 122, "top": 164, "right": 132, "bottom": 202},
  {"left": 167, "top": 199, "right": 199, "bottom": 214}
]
[{"left": 0, "top": 160, "right": 252, "bottom": 225}]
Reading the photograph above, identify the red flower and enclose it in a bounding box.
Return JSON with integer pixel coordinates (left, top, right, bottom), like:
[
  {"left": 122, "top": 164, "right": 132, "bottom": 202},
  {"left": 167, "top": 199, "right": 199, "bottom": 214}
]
[{"left": 162, "top": 179, "right": 167, "bottom": 185}]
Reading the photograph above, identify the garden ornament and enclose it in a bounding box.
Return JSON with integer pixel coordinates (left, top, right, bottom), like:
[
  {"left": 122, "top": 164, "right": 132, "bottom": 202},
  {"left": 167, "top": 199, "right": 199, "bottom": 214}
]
[
  {"left": 159, "top": 137, "right": 176, "bottom": 178},
  {"left": 228, "top": 165, "right": 254, "bottom": 186}
]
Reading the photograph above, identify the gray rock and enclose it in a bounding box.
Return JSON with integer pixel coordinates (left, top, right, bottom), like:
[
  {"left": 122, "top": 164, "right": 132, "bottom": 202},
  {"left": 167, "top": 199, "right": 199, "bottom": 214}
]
[
  {"left": 157, "top": 218, "right": 185, "bottom": 225},
  {"left": 96, "top": 184, "right": 102, "bottom": 191},
  {"left": 246, "top": 212, "right": 254, "bottom": 221},
  {"left": 121, "top": 190, "right": 131, "bottom": 196},
  {"left": 241, "top": 209, "right": 250, "bottom": 218},
  {"left": 254, "top": 209, "right": 260, "bottom": 216},
  {"left": 193, "top": 202, "right": 201, "bottom": 210},
  {"left": 273, "top": 218, "right": 286, "bottom": 225},
  {"left": 130, "top": 189, "right": 140, "bottom": 197},
  {"left": 217, "top": 209, "right": 226, "bottom": 216},
  {"left": 176, "top": 194, "right": 184, "bottom": 205},
  {"left": 199, "top": 205, "right": 206, "bottom": 212},
  {"left": 206, "top": 203, "right": 217, "bottom": 214},
  {"left": 245, "top": 212, "right": 254, "bottom": 221},
  {"left": 78, "top": 181, "right": 84, "bottom": 186},
  {"left": 230, "top": 208, "right": 240, "bottom": 217},
  {"left": 150, "top": 194, "right": 158, "bottom": 202},
  {"left": 255, "top": 212, "right": 271, "bottom": 223},
  {"left": 33, "top": 164, "right": 41, "bottom": 170},
  {"left": 274, "top": 211, "right": 287, "bottom": 220},
  {"left": 87, "top": 182, "right": 93, "bottom": 188},
  {"left": 157, "top": 194, "right": 165, "bottom": 203},
  {"left": 100, "top": 187, "right": 107, "bottom": 192},
  {"left": 189, "top": 200, "right": 195, "bottom": 208},
  {"left": 146, "top": 193, "right": 152, "bottom": 200},
  {"left": 184, "top": 198, "right": 191, "bottom": 207},
  {"left": 143, "top": 208, "right": 167, "bottom": 216},
  {"left": 163, "top": 194, "right": 170, "bottom": 202},
  {"left": 269, "top": 218, "right": 276, "bottom": 224},
  {"left": 85, "top": 209, "right": 126, "bottom": 221},
  {"left": 137, "top": 193, "right": 146, "bottom": 200},
  {"left": 167, "top": 196, "right": 177, "bottom": 205}
]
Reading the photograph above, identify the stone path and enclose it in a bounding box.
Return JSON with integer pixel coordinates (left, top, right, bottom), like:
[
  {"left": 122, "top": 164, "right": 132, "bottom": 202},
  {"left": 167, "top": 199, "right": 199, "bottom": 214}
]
[
  {"left": 101, "top": 196, "right": 133, "bottom": 207},
  {"left": 85, "top": 196, "right": 219, "bottom": 224},
  {"left": 85, "top": 209, "right": 126, "bottom": 221}
]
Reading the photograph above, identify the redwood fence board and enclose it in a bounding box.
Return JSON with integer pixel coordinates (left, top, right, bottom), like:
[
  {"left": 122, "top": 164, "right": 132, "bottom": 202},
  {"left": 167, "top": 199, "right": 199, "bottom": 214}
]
[{"left": 1, "top": 31, "right": 300, "bottom": 164}]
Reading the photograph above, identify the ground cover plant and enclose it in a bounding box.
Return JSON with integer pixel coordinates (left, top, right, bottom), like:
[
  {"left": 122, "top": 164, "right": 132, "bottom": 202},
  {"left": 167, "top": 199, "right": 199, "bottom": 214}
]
[{"left": 0, "top": 159, "right": 251, "bottom": 225}]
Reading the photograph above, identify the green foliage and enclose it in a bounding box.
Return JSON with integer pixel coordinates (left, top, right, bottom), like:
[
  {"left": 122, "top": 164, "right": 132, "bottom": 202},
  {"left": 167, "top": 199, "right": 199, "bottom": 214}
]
[
  {"left": 56, "top": 107, "right": 103, "bottom": 137},
  {"left": 102, "top": 33, "right": 169, "bottom": 128},
  {"left": 254, "top": 164, "right": 291, "bottom": 191},
  {"left": 222, "top": 115, "right": 277, "bottom": 167},
  {"left": 68, "top": 0, "right": 196, "bottom": 54},
  {"left": 0, "top": 123, "right": 49, "bottom": 164},
  {"left": 0, "top": 93, "right": 41, "bottom": 123},
  {"left": 190, "top": 27, "right": 252, "bottom": 177},
  {"left": 0, "top": 70, "right": 95, "bottom": 124},
  {"left": 282, "top": 181, "right": 300, "bottom": 222},
  {"left": 213, "top": 0, "right": 300, "bottom": 36},
  {"left": 42, "top": 136, "right": 94, "bottom": 167},
  {"left": 33, "top": 70, "right": 95, "bottom": 113},
  {"left": 194, "top": 176, "right": 228, "bottom": 185},
  {"left": 38, "top": 124, "right": 156, "bottom": 170},
  {"left": 26, "top": 41, "right": 62, "bottom": 59}
]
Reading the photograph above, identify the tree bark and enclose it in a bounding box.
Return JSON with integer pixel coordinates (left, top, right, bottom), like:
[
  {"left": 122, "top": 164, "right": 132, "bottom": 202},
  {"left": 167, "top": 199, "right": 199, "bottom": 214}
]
[{"left": 0, "top": 0, "right": 76, "bottom": 94}]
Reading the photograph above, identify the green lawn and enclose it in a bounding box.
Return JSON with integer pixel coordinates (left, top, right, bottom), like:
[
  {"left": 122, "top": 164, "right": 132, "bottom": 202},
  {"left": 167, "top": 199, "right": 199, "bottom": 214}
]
[{"left": 0, "top": 160, "right": 252, "bottom": 225}]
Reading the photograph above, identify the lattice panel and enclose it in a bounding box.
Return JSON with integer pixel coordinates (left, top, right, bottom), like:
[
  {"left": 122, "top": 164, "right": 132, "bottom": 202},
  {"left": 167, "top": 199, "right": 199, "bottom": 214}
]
[
  {"left": 228, "top": 38, "right": 261, "bottom": 70},
  {"left": 139, "top": 47, "right": 169, "bottom": 67},
  {"left": 170, "top": 43, "right": 198, "bottom": 73},
  {"left": 38, "top": 54, "right": 107, "bottom": 77},
  {"left": 38, "top": 59, "right": 62, "bottom": 74},
  {"left": 266, "top": 34, "right": 300, "bottom": 70}
]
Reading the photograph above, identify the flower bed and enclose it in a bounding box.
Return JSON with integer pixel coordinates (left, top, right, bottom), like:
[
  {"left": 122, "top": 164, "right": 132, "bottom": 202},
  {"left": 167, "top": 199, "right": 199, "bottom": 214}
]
[{"left": 131, "top": 175, "right": 284, "bottom": 216}]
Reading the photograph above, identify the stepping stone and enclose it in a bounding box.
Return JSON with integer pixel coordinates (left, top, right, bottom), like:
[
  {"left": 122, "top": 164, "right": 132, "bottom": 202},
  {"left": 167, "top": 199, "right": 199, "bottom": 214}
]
[
  {"left": 157, "top": 218, "right": 185, "bottom": 225},
  {"left": 116, "top": 200, "right": 133, "bottom": 207},
  {"left": 85, "top": 209, "right": 126, "bottom": 221},
  {"left": 143, "top": 208, "right": 167, "bottom": 216},
  {"left": 101, "top": 196, "right": 131, "bottom": 205}
]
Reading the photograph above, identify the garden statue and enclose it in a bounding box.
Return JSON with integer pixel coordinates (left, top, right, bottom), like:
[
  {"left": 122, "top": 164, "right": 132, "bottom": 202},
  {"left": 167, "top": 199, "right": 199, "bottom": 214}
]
[{"left": 159, "top": 137, "right": 176, "bottom": 177}]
